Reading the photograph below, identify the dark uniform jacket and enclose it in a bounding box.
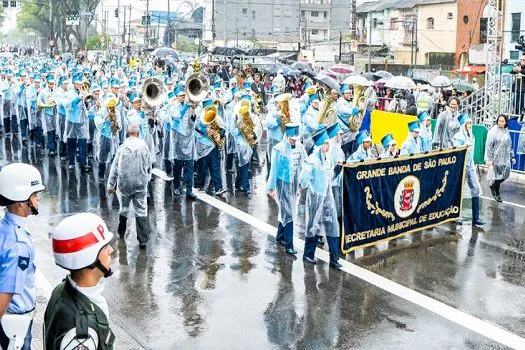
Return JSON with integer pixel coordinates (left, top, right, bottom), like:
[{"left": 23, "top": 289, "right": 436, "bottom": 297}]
[{"left": 43, "top": 276, "right": 115, "bottom": 349}]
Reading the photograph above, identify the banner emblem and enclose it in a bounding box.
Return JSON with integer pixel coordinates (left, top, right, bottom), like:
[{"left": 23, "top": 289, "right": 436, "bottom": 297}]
[{"left": 395, "top": 175, "right": 420, "bottom": 218}]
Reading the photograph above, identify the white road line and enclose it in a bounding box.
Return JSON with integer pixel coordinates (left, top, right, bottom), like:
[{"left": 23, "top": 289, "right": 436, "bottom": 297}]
[
  {"left": 480, "top": 195, "right": 525, "bottom": 210},
  {"left": 197, "top": 192, "right": 525, "bottom": 350}
]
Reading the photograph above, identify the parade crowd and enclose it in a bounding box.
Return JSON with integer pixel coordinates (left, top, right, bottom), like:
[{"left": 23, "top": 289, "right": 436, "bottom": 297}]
[{"left": 0, "top": 53, "right": 519, "bottom": 349}]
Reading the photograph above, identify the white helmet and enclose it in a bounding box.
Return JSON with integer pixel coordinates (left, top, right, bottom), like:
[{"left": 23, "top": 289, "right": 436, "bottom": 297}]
[
  {"left": 0, "top": 163, "right": 45, "bottom": 203},
  {"left": 52, "top": 213, "right": 114, "bottom": 273}
]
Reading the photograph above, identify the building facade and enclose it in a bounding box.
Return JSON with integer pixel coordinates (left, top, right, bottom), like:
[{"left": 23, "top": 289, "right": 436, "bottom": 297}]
[
  {"left": 456, "top": 0, "right": 488, "bottom": 66},
  {"left": 503, "top": 0, "right": 524, "bottom": 63}
]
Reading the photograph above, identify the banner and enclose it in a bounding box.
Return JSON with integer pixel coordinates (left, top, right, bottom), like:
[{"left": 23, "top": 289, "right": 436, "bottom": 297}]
[{"left": 341, "top": 147, "right": 468, "bottom": 253}]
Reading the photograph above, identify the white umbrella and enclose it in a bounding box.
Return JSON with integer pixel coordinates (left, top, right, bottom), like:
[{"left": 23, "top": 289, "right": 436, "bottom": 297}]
[
  {"left": 343, "top": 75, "right": 370, "bottom": 86},
  {"left": 385, "top": 76, "right": 416, "bottom": 90},
  {"left": 430, "top": 75, "right": 452, "bottom": 88}
]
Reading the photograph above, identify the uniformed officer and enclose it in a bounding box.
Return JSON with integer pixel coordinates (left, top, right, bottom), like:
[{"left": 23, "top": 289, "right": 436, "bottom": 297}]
[
  {"left": 0, "top": 163, "right": 45, "bottom": 350},
  {"left": 44, "top": 213, "right": 115, "bottom": 349}
]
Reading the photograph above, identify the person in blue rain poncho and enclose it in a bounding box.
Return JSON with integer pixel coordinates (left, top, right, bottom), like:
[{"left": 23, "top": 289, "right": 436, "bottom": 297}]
[
  {"left": 25, "top": 74, "right": 43, "bottom": 147},
  {"left": 418, "top": 111, "right": 433, "bottom": 152},
  {"left": 224, "top": 88, "right": 241, "bottom": 173},
  {"left": 267, "top": 123, "right": 306, "bottom": 256},
  {"left": 125, "top": 92, "right": 156, "bottom": 166},
  {"left": 86, "top": 84, "right": 102, "bottom": 157},
  {"left": 94, "top": 94, "right": 122, "bottom": 183},
  {"left": 158, "top": 91, "right": 176, "bottom": 177},
  {"left": 37, "top": 75, "right": 57, "bottom": 156},
  {"left": 400, "top": 120, "right": 424, "bottom": 156},
  {"left": 54, "top": 76, "right": 70, "bottom": 160},
  {"left": 169, "top": 86, "right": 198, "bottom": 199},
  {"left": 302, "top": 94, "right": 321, "bottom": 155},
  {"left": 452, "top": 113, "right": 486, "bottom": 226},
  {"left": 232, "top": 97, "right": 257, "bottom": 195},
  {"left": 346, "top": 130, "right": 374, "bottom": 163},
  {"left": 299, "top": 128, "right": 342, "bottom": 270},
  {"left": 380, "top": 133, "right": 398, "bottom": 158},
  {"left": 336, "top": 85, "right": 360, "bottom": 158},
  {"left": 485, "top": 114, "right": 516, "bottom": 202},
  {"left": 326, "top": 122, "right": 345, "bottom": 231},
  {"left": 1, "top": 70, "right": 14, "bottom": 136}
]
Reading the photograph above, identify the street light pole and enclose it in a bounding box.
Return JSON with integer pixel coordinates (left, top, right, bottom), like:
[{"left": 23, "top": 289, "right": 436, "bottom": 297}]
[
  {"left": 167, "top": 0, "right": 171, "bottom": 46},
  {"left": 368, "top": 14, "right": 372, "bottom": 71}
]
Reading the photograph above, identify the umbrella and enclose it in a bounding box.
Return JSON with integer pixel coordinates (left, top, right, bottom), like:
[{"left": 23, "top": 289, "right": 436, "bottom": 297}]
[
  {"left": 291, "top": 61, "right": 312, "bottom": 73},
  {"left": 328, "top": 63, "right": 354, "bottom": 75},
  {"left": 314, "top": 73, "right": 340, "bottom": 91},
  {"left": 374, "top": 77, "right": 390, "bottom": 89},
  {"left": 412, "top": 77, "right": 430, "bottom": 85},
  {"left": 343, "top": 75, "right": 370, "bottom": 86},
  {"left": 373, "top": 70, "right": 393, "bottom": 79},
  {"left": 361, "top": 72, "right": 376, "bottom": 81},
  {"left": 151, "top": 47, "right": 179, "bottom": 60},
  {"left": 430, "top": 75, "right": 452, "bottom": 88},
  {"left": 385, "top": 76, "right": 416, "bottom": 90},
  {"left": 452, "top": 78, "right": 475, "bottom": 92}
]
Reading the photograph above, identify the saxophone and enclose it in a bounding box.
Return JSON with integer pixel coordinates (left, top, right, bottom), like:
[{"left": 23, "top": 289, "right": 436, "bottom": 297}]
[
  {"left": 317, "top": 96, "right": 337, "bottom": 126},
  {"left": 275, "top": 93, "right": 292, "bottom": 133},
  {"left": 235, "top": 100, "right": 256, "bottom": 146}
]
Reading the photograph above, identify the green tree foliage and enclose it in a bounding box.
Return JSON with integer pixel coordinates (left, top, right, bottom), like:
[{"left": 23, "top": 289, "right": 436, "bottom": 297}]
[
  {"left": 86, "top": 33, "right": 110, "bottom": 50},
  {"left": 176, "top": 36, "right": 198, "bottom": 53},
  {"left": 17, "top": 0, "right": 101, "bottom": 52}
]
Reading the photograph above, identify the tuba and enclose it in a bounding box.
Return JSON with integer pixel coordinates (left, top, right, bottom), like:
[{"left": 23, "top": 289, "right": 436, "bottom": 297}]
[
  {"left": 105, "top": 97, "right": 119, "bottom": 135},
  {"left": 235, "top": 99, "right": 257, "bottom": 146},
  {"left": 186, "top": 73, "right": 209, "bottom": 103},
  {"left": 349, "top": 84, "right": 367, "bottom": 132},
  {"left": 142, "top": 77, "right": 167, "bottom": 107},
  {"left": 318, "top": 96, "right": 337, "bottom": 126},
  {"left": 275, "top": 93, "right": 293, "bottom": 133},
  {"left": 201, "top": 104, "right": 225, "bottom": 148}
]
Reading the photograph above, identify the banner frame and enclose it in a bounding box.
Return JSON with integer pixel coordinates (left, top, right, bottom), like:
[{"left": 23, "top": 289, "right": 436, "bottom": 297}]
[{"left": 339, "top": 146, "right": 468, "bottom": 254}]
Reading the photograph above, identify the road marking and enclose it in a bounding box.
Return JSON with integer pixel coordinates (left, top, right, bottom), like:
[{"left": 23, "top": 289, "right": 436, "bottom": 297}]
[
  {"left": 197, "top": 192, "right": 525, "bottom": 350},
  {"left": 480, "top": 195, "right": 525, "bottom": 210}
]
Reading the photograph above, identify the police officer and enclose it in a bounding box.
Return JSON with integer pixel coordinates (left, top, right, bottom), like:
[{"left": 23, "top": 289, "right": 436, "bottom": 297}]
[
  {"left": 44, "top": 213, "right": 115, "bottom": 349},
  {"left": 0, "top": 163, "right": 45, "bottom": 350}
]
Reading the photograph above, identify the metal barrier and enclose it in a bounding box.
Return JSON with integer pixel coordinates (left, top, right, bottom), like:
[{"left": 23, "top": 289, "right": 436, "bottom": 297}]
[{"left": 509, "top": 123, "right": 525, "bottom": 173}]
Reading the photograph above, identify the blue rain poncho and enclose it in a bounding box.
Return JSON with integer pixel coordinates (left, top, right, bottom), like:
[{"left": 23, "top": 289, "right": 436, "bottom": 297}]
[{"left": 169, "top": 101, "right": 196, "bottom": 161}]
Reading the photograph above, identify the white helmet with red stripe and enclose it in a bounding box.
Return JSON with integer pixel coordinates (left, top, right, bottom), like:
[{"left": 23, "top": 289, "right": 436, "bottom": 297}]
[{"left": 52, "top": 213, "right": 114, "bottom": 271}]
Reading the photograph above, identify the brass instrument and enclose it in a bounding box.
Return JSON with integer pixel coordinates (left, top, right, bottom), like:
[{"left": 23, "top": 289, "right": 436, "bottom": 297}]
[
  {"left": 305, "top": 85, "right": 317, "bottom": 96},
  {"left": 201, "top": 104, "right": 225, "bottom": 148},
  {"left": 106, "top": 97, "right": 119, "bottom": 135},
  {"left": 186, "top": 73, "right": 209, "bottom": 103},
  {"left": 317, "top": 96, "right": 337, "bottom": 126},
  {"left": 235, "top": 99, "right": 256, "bottom": 146},
  {"left": 38, "top": 92, "right": 56, "bottom": 111},
  {"left": 349, "top": 84, "right": 366, "bottom": 132},
  {"left": 275, "top": 93, "right": 293, "bottom": 133},
  {"left": 142, "top": 77, "right": 167, "bottom": 107},
  {"left": 253, "top": 93, "right": 263, "bottom": 114}
]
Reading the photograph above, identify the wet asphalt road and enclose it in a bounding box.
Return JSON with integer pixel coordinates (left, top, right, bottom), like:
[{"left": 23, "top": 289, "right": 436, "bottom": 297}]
[{"left": 1, "top": 136, "right": 525, "bottom": 349}]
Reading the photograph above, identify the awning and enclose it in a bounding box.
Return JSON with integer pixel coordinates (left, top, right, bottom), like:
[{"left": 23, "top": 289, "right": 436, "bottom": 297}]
[{"left": 452, "top": 65, "right": 486, "bottom": 75}]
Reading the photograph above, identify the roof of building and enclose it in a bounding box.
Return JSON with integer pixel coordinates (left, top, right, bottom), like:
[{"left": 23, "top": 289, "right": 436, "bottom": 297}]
[
  {"left": 419, "top": 0, "right": 456, "bottom": 5},
  {"left": 356, "top": 0, "right": 421, "bottom": 13}
]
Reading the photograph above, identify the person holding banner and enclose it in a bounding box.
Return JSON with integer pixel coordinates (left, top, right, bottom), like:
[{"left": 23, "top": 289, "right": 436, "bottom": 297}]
[
  {"left": 400, "top": 121, "right": 424, "bottom": 156},
  {"left": 453, "top": 113, "right": 486, "bottom": 226},
  {"left": 418, "top": 111, "right": 433, "bottom": 152},
  {"left": 299, "top": 129, "right": 342, "bottom": 269},
  {"left": 485, "top": 114, "right": 516, "bottom": 202},
  {"left": 346, "top": 130, "right": 374, "bottom": 163},
  {"left": 433, "top": 97, "right": 460, "bottom": 149},
  {"left": 380, "top": 133, "right": 398, "bottom": 158},
  {"left": 267, "top": 123, "right": 306, "bottom": 256}
]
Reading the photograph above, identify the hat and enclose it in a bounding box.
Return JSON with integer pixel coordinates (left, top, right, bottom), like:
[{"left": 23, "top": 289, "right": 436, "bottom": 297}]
[
  {"left": 285, "top": 122, "right": 300, "bottom": 139},
  {"left": 73, "top": 73, "right": 83, "bottom": 84},
  {"left": 309, "top": 93, "right": 320, "bottom": 103},
  {"left": 275, "top": 92, "right": 292, "bottom": 102},
  {"left": 174, "top": 86, "right": 185, "bottom": 96},
  {"left": 46, "top": 75, "right": 55, "bottom": 83},
  {"left": 408, "top": 120, "right": 420, "bottom": 133},
  {"left": 202, "top": 98, "right": 213, "bottom": 108},
  {"left": 214, "top": 82, "right": 222, "bottom": 90},
  {"left": 240, "top": 94, "right": 252, "bottom": 102},
  {"left": 356, "top": 130, "right": 372, "bottom": 145},
  {"left": 340, "top": 84, "right": 350, "bottom": 94},
  {"left": 277, "top": 69, "right": 284, "bottom": 75},
  {"left": 418, "top": 111, "right": 431, "bottom": 122},
  {"left": 326, "top": 123, "right": 342, "bottom": 139},
  {"left": 33, "top": 74, "right": 42, "bottom": 82},
  {"left": 242, "top": 81, "right": 251, "bottom": 90},
  {"left": 110, "top": 78, "right": 121, "bottom": 88},
  {"left": 381, "top": 133, "right": 396, "bottom": 148},
  {"left": 129, "top": 93, "right": 141, "bottom": 103},
  {"left": 312, "top": 129, "right": 329, "bottom": 146},
  {"left": 458, "top": 113, "right": 472, "bottom": 125},
  {"left": 58, "top": 76, "right": 68, "bottom": 86},
  {"left": 167, "top": 91, "right": 177, "bottom": 101}
]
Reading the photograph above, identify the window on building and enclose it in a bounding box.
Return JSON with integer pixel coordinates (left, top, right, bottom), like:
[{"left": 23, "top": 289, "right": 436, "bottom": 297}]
[
  {"left": 252, "top": 29, "right": 256, "bottom": 36},
  {"left": 510, "top": 51, "right": 520, "bottom": 60},
  {"left": 447, "top": 12, "right": 453, "bottom": 20},
  {"left": 311, "top": 11, "right": 319, "bottom": 17},
  {"left": 373, "top": 18, "right": 378, "bottom": 28},
  {"left": 301, "top": 10, "right": 305, "bottom": 17},
  {"left": 312, "top": 29, "right": 319, "bottom": 35},
  {"left": 285, "top": 27, "right": 290, "bottom": 34},
  {"left": 480, "top": 17, "right": 487, "bottom": 44},
  {"left": 274, "top": 7, "right": 281, "bottom": 17},
  {"left": 390, "top": 17, "right": 399, "bottom": 30},
  {"left": 511, "top": 13, "right": 521, "bottom": 42},
  {"left": 324, "top": 11, "right": 327, "bottom": 19},
  {"left": 427, "top": 17, "right": 434, "bottom": 30},
  {"left": 284, "top": 9, "right": 292, "bottom": 17},
  {"left": 242, "top": 8, "right": 247, "bottom": 15},
  {"left": 252, "top": 11, "right": 256, "bottom": 19}
]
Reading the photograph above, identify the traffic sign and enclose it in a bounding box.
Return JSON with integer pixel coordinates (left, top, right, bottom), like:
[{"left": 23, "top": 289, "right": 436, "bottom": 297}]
[{"left": 350, "top": 40, "right": 358, "bottom": 53}]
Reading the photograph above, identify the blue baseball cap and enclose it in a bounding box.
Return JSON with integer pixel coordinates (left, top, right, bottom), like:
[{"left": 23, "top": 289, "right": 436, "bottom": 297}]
[{"left": 340, "top": 84, "right": 350, "bottom": 94}]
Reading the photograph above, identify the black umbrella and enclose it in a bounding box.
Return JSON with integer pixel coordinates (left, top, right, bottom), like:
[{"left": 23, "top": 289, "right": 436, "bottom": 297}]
[
  {"left": 362, "top": 72, "right": 377, "bottom": 81},
  {"left": 373, "top": 70, "right": 393, "bottom": 79},
  {"left": 291, "top": 61, "right": 312, "bottom": 73},
  {"left": 314, "top": 74, "right": 340, "bottom": 91},
  {"left": 151, "top": 47, "right": 179, "bottom": 60}
]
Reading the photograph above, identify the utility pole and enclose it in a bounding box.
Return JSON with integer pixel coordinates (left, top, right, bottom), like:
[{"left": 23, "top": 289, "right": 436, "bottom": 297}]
[
  {"left": 117, "top": 0, "right": 121, "bottom": 55},
  {"left": 167, "top": 0, "right": 171, "bottom": 46},
  {"left": 145, "top": 0, "right": 150, "bottom": 49},
  {"left": 339, "top": 31, "right": 342, "bottom": 62},
  {"left": 236, "top": 27, "right": 239, "bottom": 47},
  {"left": 368, "top": 14, "right": 372, "bottom": 71},
  {"left": 49, "top": 0, "right": 53, "bottom": 55},
  {"left": 350, "top": 0, "right": 356, "bottom": 65},
  {"left": 414, "top": 8, "right": 418, "bottom": 66},
  {"left": 211, "top": 0, "right": 215, "bottom": 41},
  {"left": 128, "top": 5, "right": 131, "bottom": 49},
  {"left": 410, "top": 19, "right": 415, "bottom": 69}
]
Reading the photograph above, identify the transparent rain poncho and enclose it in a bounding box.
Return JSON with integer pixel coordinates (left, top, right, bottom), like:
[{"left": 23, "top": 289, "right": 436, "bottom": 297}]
[
  {"left": 94, "top": 106, "right": 122, "bottom": 164},
  {"left": 453, "top": 125, "right": 482, "bottom": 198},
  {"left": 433, "top": 109, "right": 460, "bottom": 149},
  {"left": 517, "top": 122, "right": 525, "bottom": 155},
  {"left": 485, "top": 125, "right": 514, "bottom": 183},
  {"left": 37, "top": 87, "right": 56, "bottom": 133},
  {"left": 169, "top": 101, "right": 196, "bottom": 161},
  {"left": 267, "top": 139, "right": 306, "bottom": 226},
  {"left": 62, "top": 92, "right": 90, "bottom": 140},
  {"left": 299, "top": 146, "right": 339, "bottom": 238}
]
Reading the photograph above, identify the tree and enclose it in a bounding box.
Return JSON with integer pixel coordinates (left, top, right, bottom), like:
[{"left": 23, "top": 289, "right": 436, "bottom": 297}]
[
  {"left": 17, "top": 0, "right": 102, "bottom": 52},
  {"left": 86, "top": 33, "right": 110, "bottom": 50},
  {"left": 175, "top": 36, "right": 198, "bottom": 53}
]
